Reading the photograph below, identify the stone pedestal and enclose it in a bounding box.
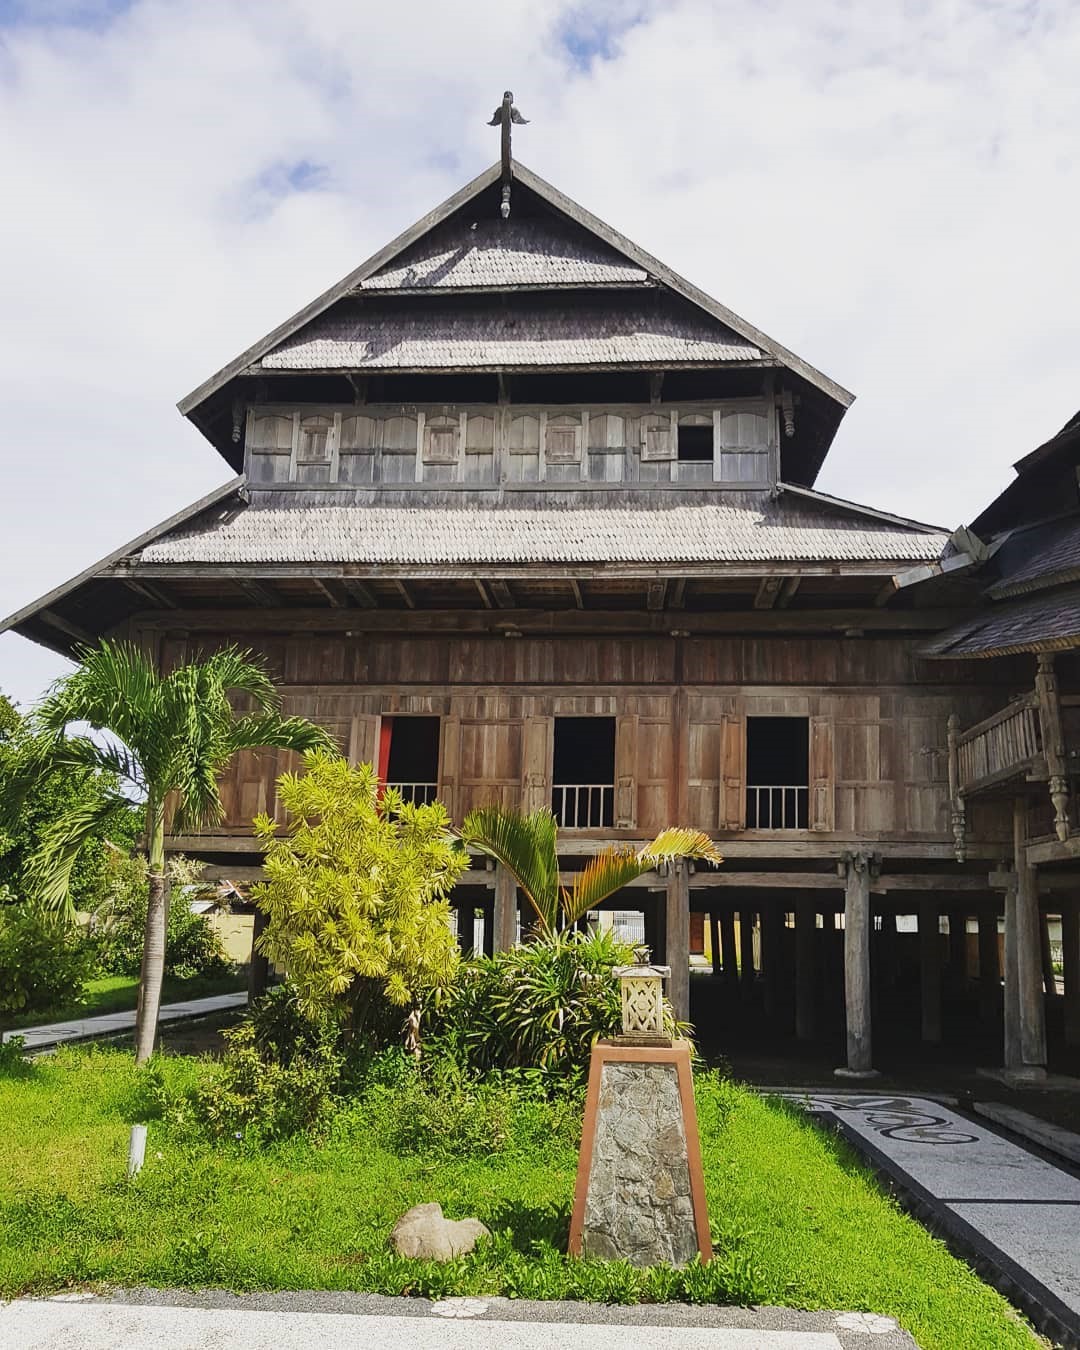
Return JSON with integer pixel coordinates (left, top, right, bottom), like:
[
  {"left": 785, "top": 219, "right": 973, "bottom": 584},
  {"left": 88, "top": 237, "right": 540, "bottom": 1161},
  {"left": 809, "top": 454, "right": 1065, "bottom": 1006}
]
[{"left": 568, "top": 1041, "right": 711, "bottom": 1267}]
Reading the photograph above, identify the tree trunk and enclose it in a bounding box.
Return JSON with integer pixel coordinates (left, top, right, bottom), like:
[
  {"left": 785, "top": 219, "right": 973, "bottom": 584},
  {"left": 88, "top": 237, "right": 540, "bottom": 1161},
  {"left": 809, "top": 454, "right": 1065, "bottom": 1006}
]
[{"left": 134, "top": 794, "right": 168, "bottom": 1065}]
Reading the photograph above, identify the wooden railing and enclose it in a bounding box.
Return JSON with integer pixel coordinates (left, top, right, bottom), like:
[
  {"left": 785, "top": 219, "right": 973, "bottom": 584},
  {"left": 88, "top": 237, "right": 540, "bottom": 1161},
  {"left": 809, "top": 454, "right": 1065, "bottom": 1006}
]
[
  {"left": 387, "top": 782, "right": 438, "bottom": 805},
  {"left": 745, "top": 785, "right": 809, "bottom": 830},
  {"left": 552, "top": 783, "right": 614, "bottom": 829},
  {"left": 955, "top": 698, "right": 1042, "bottom": 794}
]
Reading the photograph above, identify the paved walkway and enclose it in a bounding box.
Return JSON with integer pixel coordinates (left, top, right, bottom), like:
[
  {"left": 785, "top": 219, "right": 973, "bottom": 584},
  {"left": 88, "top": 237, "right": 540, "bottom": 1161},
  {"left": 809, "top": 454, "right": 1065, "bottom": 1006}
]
[
  {"left": 787, "top": 1092, "right": 1080, "bottom": 1346},
  {"left": 0, "top": 1290, "right": 920, "bottom": 1349},
  {"left": 1, "top": 992, "right": 247, "bottom": 1051}
]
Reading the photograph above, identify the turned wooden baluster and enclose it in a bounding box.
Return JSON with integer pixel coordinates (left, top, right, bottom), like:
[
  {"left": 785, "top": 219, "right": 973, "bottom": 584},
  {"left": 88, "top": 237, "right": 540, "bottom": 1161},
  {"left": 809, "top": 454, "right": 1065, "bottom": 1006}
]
[
  {"left": 1034, "top": 654, "right": 1070, "bottom": 843},
  {"left": 947, "top": 712, "right": 967, "bottom": 862}
]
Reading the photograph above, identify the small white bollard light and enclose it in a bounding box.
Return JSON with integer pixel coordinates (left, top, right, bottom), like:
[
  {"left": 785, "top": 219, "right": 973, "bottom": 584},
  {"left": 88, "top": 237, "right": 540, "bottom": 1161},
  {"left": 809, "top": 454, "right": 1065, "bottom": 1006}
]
[
  {"left": 613, "top": 944, "right": 671, "bottom": 1043},
  {"left": 127, "top": 1124, "right": 147, "bottom": 1178}
]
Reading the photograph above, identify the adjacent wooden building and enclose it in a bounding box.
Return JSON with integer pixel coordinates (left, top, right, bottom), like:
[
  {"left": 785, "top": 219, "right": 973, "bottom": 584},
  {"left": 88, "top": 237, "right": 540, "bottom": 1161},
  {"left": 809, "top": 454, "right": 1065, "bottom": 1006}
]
[{"left": 6, "top": 155, "right": 1077, "bottom": 1077}]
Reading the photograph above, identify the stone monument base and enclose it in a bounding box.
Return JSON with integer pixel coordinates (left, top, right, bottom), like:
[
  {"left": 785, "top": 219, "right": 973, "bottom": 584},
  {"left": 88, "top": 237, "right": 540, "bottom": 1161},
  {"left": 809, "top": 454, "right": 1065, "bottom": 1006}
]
[{"left": 568, "top": 1040, "right": 711, "bottom": 1267}]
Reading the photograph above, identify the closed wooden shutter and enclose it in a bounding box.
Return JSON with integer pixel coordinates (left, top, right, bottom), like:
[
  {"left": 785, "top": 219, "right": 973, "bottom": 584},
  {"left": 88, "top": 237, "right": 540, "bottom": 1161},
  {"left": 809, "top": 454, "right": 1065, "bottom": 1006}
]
[
  {"left": 615, "top": 713, "right": 639, "bottom": 829},
  {"left": 809, "top": 715, "right": 835, "bottom": 832},
  {"left": 348, "top": 714, "right": 380, "bottom": 768},
  {"left": 718, "top": 713, "right": 746, "bottom": 831},
  {"left": 438, "top": 715, "right": 461, "bottom": 820},
  {"left": 520, "top": 716, "right": 553, "bottom": 814}
]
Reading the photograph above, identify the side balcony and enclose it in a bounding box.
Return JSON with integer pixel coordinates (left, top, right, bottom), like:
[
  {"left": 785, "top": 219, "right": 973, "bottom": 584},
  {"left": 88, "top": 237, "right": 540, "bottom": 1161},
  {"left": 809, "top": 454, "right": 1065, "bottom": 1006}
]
[{"left": 948, "top": 654, "right": 1080, "bottom": 857}]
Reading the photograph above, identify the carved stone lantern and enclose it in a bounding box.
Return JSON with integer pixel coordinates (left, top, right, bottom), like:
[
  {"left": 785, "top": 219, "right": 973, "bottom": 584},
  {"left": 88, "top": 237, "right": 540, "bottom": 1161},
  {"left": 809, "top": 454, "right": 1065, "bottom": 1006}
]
[
  {"left": 614, "top": 945, "right": 670, "bottom": 1044},
  {"left": 569, "top": 946, "right": 711, "bottom": 1268}
]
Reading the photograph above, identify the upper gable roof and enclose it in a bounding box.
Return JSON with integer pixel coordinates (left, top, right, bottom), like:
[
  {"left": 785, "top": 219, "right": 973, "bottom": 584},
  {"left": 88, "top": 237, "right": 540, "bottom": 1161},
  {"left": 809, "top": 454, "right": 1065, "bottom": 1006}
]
[
  {"left": 178, "top": 159, "right": 853, "bottom": 418},
  {"left": 360, "top": 216, "right": 648, "bottom": 291}
]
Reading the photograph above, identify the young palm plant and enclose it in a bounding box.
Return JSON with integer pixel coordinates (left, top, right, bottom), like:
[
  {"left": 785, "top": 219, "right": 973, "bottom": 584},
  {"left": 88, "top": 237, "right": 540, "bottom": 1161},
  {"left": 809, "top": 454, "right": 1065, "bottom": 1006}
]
[
  {"left": 460, "top": 804, "right": 724, "bottom": 939},
  {"left": 23, "top": 640, "right": 335, "bottom": 1062}
]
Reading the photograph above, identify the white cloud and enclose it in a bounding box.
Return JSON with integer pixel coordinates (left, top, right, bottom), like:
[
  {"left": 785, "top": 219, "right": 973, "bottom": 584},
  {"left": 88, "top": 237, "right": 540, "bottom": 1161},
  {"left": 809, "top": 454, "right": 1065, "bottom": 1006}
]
[{"left": 1, "top": 0, "right": 1078, "bottom": 704}]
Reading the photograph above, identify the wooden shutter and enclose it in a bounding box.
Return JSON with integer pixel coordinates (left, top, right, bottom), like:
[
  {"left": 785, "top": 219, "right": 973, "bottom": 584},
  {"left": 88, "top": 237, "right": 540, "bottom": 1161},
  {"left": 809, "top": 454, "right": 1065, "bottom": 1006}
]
[
  {"left": 640, "top": 411, "right": 675, "bottom": 461},
  {"left": 809, "top": 715, "right": 835, "bottom": 832},
  {"left": 438, "top": 714, "right": 461, "bottom": 820},
  {"left": 718, "top": 713, "right": 746, "bottom": 831},
  {"left": 520, "top": 715, "right": 553, "bottom": 814},
  {"left": 348, "top": 714, "right": 380, "bottom": 768},
  {"left": 615, "top": 713, "right": 639, "bottom": 829}
]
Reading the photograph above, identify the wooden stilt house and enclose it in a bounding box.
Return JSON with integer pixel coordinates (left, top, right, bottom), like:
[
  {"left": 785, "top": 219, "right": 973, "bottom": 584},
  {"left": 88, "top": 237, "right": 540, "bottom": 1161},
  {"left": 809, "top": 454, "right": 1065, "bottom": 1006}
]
[{"left": 7, "top": 153, "right": 1063, "bottom": 1075}]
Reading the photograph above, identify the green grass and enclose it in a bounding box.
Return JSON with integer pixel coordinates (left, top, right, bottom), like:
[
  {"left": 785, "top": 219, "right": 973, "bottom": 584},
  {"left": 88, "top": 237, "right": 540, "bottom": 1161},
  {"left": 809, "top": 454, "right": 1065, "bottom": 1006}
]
[
  {"left": 0, "top": 1048, "right": 1038, "bottom": 1350},
  {"left": 3, "top": 972, "right": 246, "bottom": 1031}
]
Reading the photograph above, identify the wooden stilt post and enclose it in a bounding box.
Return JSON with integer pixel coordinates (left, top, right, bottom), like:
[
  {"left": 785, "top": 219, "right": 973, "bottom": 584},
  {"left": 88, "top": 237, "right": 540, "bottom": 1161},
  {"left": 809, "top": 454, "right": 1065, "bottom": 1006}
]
[
  {"left": 493, "top": 863, "right": 517, "bottom": 952},
  {"left": 978, "top": 903, "right": 1000, "bottom": 1026},
  {"left": 1040, "top": 909, "right": 1057, "bottom": 998},
  {"left": 1063, "top": 899, "right": 1080, "bottom": 1049},
  {"left": 837, "top": 852, "right": 877, "bottom": 1078},
  {"left": 720, "top": 907, "right": 738, "bottom": 987},
  {"left": 247, "top": 907, "right": 269, "bottom": 1004},
  {"left": 1013, "top": 797, "right": 1047, "bottom": 1078},
  {"left": 795, "top": 897, "right": 816, "bottom": 1041},
  {"left": 947, "top": 908, "right": 968, "bottom": 986},
  {"left": 665, "top": 863, "right": 690, "bottom": 1024},
  {"left": 1004, "top": 881, "right": 1021, "bottom": 1071},
  {"left": 709, "top": 912, "right": 722, "bottom": 978},
  {"left": 739, "top": 908, "right": 756, "bottom": 996},
  {"left": 919, "top": 898, "right": 942, "bottom": 1044}
]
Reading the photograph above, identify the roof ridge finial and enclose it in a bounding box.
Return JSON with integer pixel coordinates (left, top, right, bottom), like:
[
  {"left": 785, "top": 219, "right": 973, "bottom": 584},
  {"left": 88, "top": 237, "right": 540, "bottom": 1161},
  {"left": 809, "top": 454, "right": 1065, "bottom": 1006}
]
[{"left": 487, "top": 89, "right": 528, "bottom": 219}]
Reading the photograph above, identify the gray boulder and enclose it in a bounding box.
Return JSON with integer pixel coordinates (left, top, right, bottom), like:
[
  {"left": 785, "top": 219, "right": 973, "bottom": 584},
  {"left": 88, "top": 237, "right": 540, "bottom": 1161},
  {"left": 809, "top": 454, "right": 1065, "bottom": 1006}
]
[{"left": 389, "top": 1202, "right": 490, "bottom": 1261}]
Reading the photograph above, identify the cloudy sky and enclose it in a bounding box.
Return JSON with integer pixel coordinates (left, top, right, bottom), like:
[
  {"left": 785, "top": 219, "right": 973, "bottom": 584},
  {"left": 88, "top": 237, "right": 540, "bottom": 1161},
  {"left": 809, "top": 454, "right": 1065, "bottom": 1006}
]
[{"left": 0, "top": 0, "right": 1077, "bottom": 708}]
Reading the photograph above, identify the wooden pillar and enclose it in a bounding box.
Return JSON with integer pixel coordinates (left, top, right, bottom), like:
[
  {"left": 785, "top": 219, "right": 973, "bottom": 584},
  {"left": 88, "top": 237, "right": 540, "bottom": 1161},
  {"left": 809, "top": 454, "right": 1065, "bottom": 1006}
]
[
  {"left": 947, "top": 909, "right": 968, "bottom": 985},
  {"left": 665, "top": 863, "right": 690, "bottom": 1023},
  {"left": 493, "top": 864, "right": 517, "bottom": 952},
  {"left": 762, "top": 902, "right": 780, "bottom": 1019},
  {"left": 247, "top": 907, "right": 270, "bottom": 1004},
  {"left": 720, "top": 908, "right": 738, "bottom": 987},
  {"left": 1040, "top": 910, "right": 1056, "bottom": 997},
  {"left": 1003, "top": 881, "right": 1021, "bottom": 1070},
  {"left": 977, "top": 904, "right": 1000, "bottom": 1025},
  {"left": 1063, "top": 899, "right": 1080, "bottom": 1048},
  {"left": 1013, "top": 798, "right": 1047, "bottom": 1076},
  {"left": 837, "top": 852, "right": 876, "bottom": 1078},
  {"left": 1035, "top": 654, "right": 1071, "bottom": 842},
  {"left": 739, "top": 908, "right": 756, "bottom": 994},
  {"left": 795, "top": 898, "right": 816, "bottom": 1041},
  {"left": 709, "top": 912, "right": 722, "bottom": 977},
  {"left": 919, "top": 898, "right": 942, "bottom": 1044},
  {"left": 481, "top": 900, "right": 494, "bottom": 958}
]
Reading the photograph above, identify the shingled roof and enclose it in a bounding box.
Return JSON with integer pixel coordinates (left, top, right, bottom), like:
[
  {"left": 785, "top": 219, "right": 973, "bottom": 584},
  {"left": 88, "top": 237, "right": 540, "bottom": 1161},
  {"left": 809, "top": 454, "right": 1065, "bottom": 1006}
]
[
  {"left": 921, "top": 585, "right": 1080, "bottom": 659},
  {"left": 134, "top": 489, "right": 946, "bottom": 568},
  {"left": 256, "top": 296, "right": 760, "bottom": 372},
  {"left": 360, "top": 217, "right": 648, "bottom": 290}
]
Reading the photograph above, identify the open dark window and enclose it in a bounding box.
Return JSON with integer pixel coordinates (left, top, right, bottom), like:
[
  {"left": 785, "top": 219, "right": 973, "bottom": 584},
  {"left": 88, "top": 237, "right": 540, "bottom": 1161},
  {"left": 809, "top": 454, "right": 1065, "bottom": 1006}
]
[
  {"left": 552, "top": 717, "right": 615, "bottom": 827},
  {"left": 677, "top": 424, "right": 713, "bottom": 462},
  {"left": 746, "top": 717, "right": 809, "bottom": 828},
  {"left": 379, "top": 716, "right": 440, "bottom": 806}
]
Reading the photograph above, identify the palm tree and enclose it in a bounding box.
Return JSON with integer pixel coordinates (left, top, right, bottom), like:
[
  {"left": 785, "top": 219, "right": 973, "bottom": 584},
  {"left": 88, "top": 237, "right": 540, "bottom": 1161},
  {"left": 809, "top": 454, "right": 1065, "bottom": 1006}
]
[
  {"left": 460, "top": 804, "right": 724, "bottom": 940},
  {"left": 26, "top": 641, "right": 335, "bottom": 1063}
]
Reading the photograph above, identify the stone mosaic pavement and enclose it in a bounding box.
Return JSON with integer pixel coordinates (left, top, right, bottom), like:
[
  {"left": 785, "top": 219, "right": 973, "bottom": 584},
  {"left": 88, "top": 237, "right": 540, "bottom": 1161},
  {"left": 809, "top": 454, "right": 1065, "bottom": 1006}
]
[
  {"left": 0, "top": 1291, "right": 921, "bottom": 1349},
  {"left": 786, "top": 1092, "right": 1080, "bottom": 1345},
  {"left": 0, "top": 992, "right": 247, "bottom": 1051}
]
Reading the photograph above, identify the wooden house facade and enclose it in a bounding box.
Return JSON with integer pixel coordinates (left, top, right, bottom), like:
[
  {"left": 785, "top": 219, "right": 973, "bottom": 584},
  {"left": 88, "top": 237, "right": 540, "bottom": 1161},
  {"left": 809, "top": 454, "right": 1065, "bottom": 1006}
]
[{"left": 5, "top": 157, "right": 1075, "bottom": 1077}]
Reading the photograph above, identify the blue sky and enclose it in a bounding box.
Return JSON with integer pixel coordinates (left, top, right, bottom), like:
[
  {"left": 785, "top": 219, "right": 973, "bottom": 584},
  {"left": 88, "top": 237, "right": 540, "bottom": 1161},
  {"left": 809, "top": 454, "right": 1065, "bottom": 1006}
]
[{"left": 0, "top": 0, "right": 1078, "bottom": 707}]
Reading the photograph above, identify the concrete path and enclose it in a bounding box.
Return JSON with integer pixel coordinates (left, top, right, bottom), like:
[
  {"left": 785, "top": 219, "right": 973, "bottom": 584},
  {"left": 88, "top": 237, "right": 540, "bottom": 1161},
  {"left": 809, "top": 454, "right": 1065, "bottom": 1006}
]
[
  {"left": 0, "top": 1290, "right": 920, "bottom": 1349},
  {"left": 787, "top": 1092, "right": 1080, "bottom": 1347},
  {"left": 1, "top": 992, "right": 246, "bottom": 1051}
]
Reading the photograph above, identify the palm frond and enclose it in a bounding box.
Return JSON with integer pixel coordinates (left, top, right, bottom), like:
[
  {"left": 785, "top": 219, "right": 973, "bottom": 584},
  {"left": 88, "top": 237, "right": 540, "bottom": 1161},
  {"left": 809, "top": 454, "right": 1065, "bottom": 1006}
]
[
  {"left": 563, "top": 847, "right": 656, "bottom": 928},
  {"left": 35, "top": 641, "right": 160, "bottom": 747},
  {"left": 638, "top": 829, "right": 725, "bottom": 869},
  {"left": 228, "top": 714, "right": 338, "bottom": 756},
  {"left": 27, "top": 791, "right": 137, "bottom": 920},
  {"left": 199, "top": 646, "right": 280, "bottom": 713},
  {"left": 460, "top": 805, "right": 561, "bottom": 935}
]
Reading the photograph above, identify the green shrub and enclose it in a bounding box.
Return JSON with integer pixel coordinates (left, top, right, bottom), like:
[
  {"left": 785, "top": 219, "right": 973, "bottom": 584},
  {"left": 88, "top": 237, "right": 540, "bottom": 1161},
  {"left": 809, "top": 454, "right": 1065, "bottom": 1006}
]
[
  {"left": 432, "top": 929, "right": 689, "bottom": 1083},
  {"left": 90, "top": 852, "right": 231, "bottom": 981},
  {"left": 159, "top": 1020, "right": 344, "bottom": 1144},
  {"left": 0, "top": 905, "right": 92, "bottom": 1021}
]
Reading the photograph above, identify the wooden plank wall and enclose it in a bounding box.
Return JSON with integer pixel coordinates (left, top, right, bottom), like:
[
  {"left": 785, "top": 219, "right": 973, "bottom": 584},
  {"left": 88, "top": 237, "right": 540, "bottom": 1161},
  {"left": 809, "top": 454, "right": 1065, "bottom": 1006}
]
[{"left": 156, "top": 630, "right": 1016, "bottom": 846}]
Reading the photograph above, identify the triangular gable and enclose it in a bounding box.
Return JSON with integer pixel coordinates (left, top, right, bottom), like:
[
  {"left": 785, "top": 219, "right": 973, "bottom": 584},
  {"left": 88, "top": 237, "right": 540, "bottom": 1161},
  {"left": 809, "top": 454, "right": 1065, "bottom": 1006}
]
[
  {"left": 178, "top": 160, "right": 853, "bottom": 417},
  {"left": 361, "top": 216, "right": 648, "bottom": 291}
]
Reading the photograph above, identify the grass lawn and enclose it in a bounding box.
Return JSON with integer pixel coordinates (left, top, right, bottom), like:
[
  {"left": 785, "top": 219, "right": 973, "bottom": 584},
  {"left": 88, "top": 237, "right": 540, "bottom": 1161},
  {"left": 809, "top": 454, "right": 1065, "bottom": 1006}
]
[
  {"left": 0, "top": 1047, "right": 1037, "bottom": 1350},
  {"left": 3, "top": 972, "right": 246, "bottom": 1031}
]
